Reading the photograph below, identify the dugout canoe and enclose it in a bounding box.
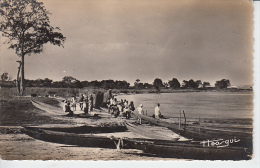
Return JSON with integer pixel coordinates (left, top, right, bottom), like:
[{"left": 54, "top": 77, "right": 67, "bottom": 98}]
[
  {"left": 25, "top": 124, "right": 127, "bottom": 134},
  {"left": 31, "top": 99, "right": 64, "bottom": 115},
  {"left": 24, "top": 127, "right": 251, "bottom": 160},
  {"left": 31, "top": 99, "right": 100, "bottom": 118},
  {"left": 125, "top": 122, "right": 179, "bottom": 141},
  {"left": 24, "top": 127, "right": 118, "bottom": 149},
  {"left": 135, "top": 113, "right": 252, "bottom": 148},
  {"left": 23, "top": 127, "right": 181, "bottom": 149},
  {"left": 123, "top": 138, "right": 251, "bottom": 160}
]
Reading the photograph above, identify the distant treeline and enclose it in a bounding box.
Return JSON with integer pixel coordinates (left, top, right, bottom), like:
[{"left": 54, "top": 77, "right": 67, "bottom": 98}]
[{"left": 1, "top": 72, "right": 233, "bottom": 90}]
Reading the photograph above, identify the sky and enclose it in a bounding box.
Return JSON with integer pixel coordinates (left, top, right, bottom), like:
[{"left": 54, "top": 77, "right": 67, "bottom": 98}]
[{"left": 0, "top": 0, "right": 254, "bottom": 86}]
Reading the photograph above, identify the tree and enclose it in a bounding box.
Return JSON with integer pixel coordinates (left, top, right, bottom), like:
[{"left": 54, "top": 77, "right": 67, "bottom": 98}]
[
  {"left": 115, "top": 80, "right": 130, "bottom": 89},
  {"left": 144, "top": 83, "right": 153, "bottom": 89},
  {"left": 52, "top": 81, "right": 66, "bottom": 88},
  {"left": 187, "top": 79, "right": 196, "bottom": 88},
  {"left": 182, "top": 79, "right": 200, "bottom": 89},
  {"left": 62, "top": 76, "right": 77, "bottom": 84},
  {"left": 101, "top": 80, "right": 115, "bottom": 89},
  {"left": 1, "top": 0, "right": 66, "bottom": 95},
  {"left": 137, "top": 83, "right": 144, "bottom": 89},
  {"left": 42, "top": 78, "right": 52, "bottom": 87},
  {"left": 72, "top": 79, "right": 83, "bottom": 88},
  {"left": 81, "top": 80, "right": 89, "bottom": 87},
  {"left": 134, "top": 79, "right": 141, "bottom": 89},
  {"left": 215, "top": 79, "right": 231, "bottom": 89},
  {"left": 168, "top": 78, "right": 180, "bottom": 89},
  {"left": 195, "top": 80, "right": 202, "bottom": 88},
  {"left": 62, "top": 76, "right": 80, "bottom": 88},
  {"left": 153, "top": 78, "right": 163, "bottom": 92},
  {"left": 89, "top": 80, "right": 101, "bottom": 88},
  {"left": 203, "top": 82, "right": 210, "bottom": 88}
]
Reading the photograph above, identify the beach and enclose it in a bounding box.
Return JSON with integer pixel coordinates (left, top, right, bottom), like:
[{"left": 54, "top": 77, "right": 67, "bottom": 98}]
[
  {"left": 0, "top": 88, "right": 252, "bottom": 160},
  {"left": 0, "top": 90, "right": 186, "bottom": 160}
]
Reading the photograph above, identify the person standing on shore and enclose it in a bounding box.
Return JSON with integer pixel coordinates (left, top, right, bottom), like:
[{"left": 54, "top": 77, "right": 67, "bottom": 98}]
[
  {"left": 71, "top": 96, "right": 77, "bottom": 111},
  {"left": 155, "top": 103, "right": 161, "bottom": 119},
  {"left": 64, "top": 101, "right": 73, "bottom": 117},
  {"left": 79, "top": 94, "right": 84, "bottom": 111},
  {"left": 124, "top": 101, "right": 130, "bottom": 119},
  {"left": 111, "top": 98, "right": 118, "bottom": 115},
  {"left": 128, "top": 101, "right": 135, "bottom": 119},
  {"left": 137, "top": 104, "right": 144, "bottom": 124},
  {"left": 108, "top": 96, "right": 114, "bottom": 113},
  {"left": 120, "top": 99, "right": 124, "bottom": 112},
  {"left": 84, "top": 96, "right": 89, "bottom": 114},
  {"left": 89, "top": 94, "right": 93, "bottom": 111}
]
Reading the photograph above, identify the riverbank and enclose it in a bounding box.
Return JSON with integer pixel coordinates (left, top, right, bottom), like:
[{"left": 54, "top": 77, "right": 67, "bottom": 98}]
[
  {"left": 0, "top": 87, "right": 253, "bottom": 98},
  {"left": 0, "top": 90, "right": 253, "bottom": 160},
  {"left": 0, "top": 90, "right": 186, "bottom": 160}
]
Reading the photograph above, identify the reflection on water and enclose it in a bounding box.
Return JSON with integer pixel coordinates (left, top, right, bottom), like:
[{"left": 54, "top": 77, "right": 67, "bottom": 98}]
[{"left": 116, "top": 92, "right": 253, "bottom": 119}]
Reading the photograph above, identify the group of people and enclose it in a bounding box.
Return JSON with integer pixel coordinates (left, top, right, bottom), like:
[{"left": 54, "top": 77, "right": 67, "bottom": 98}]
[
  {"left": 136, "top": 103, "right": 162, "bottom": 124},
  {"left": 107, "top": 96, "right": 135, "bottom": 119},
  {"left": 63, "top": 93, "right": 163, "bottom": 121},
  {"left": 63, "top": 94, "right": 94, "bottom": 116},
  {"left": 107, "top": 96, "right": 163, "bottom": 122}
]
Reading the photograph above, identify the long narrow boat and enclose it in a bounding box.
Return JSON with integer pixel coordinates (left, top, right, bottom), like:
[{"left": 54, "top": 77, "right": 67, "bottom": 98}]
[
  {"left": 24, "top": 127, "right": 118, "bottom": 149},
  {"left": 31, "top": 99, "right": 100, "bottom": 118},
  {"left": 135, "top": 113, "right": 252, "bottom": 148},
  {"left": 26, "top": 124, "right": 127, "bottom": 134},
  {"left": 123, "top": 138, "right": 251, "bottom": 160},
  {"left": 31, "top": 99, "right": 64, "bottom": 115},
  {"left": 24, "top": 126, "right": 185, "bottom": 149},
  {"left": 125, "top": 122, "right": 179, "bottom": 141},
  {"left": 24, "top": 127, "right": 251, "bottom": 160}
]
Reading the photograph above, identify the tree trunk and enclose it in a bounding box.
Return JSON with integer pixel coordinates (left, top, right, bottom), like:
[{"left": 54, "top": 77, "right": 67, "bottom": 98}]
[
  {"left": 17, "top": 63, "right": 21, "bottom": 95},
  {"left": 20, "top": 55, "right": 25, "bottom": 95}
]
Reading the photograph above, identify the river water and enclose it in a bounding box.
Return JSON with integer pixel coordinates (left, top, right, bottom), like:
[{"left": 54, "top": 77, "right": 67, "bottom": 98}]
[{"left": 116, "top": 92, "right": 253, "bottom": 119}]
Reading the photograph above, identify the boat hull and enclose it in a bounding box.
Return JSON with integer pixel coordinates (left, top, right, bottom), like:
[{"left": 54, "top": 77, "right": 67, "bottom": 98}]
[
  {"left": 125, "top": 122, "right": 179, "bottom": 141},
  {"left": 24, "top": 127, "right": 117, "bottom": 149},
  {"left": 123, "top": 139, "right": 251, "bottom": 160},
  {"left": 28, "top": 125, "right": 127, "bottom": 134},
  {"left": 135, "top": 113, "right": 252, "bottom": 148}
]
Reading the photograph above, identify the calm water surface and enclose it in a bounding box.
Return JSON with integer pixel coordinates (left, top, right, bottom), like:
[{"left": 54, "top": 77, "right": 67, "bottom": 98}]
[{"left": 116, "top": 92, "right": 253, "bottom": 119}]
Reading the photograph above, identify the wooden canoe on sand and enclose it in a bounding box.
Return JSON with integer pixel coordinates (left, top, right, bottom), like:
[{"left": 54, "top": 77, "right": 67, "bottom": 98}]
[
  {"left": 24, "top": 126, "right": 184, "bottom": 150},
  {"left": 24, "top": 127, "right": 251, "bottom": 160},
  {"left": 31, "top": 99, "right": 100, "bottom": 118},
  {"left": 135, "top": 113, "right": 252, "bottom": 148},
  {"left": 31, "top": 99, "right": 64, "bottom": 115},
  {"left": 24, "top": 127, "right": 118, "bottom": 149},
  {"left": 25, "top": 124, "right": 127, "bottom": 134},
  {"left": 125, "top": 122, "right": 179, "bottom": 141},
  {"left": 123, "top": 138, "right": 251, "bottom": 160}
]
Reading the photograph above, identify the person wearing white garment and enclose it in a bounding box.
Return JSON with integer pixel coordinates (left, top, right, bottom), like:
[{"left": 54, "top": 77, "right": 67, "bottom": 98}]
[
  {"left": 137, "top": 104, "right": 144, "bottom": 124},
  {"left": 155, "top": 103, "right": 161, "bottom": 119}
]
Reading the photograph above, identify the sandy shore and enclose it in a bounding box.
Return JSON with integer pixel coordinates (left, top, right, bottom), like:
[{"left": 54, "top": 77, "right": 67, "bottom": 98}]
[
  {"left": 0, "top": 95, "right": 252, "bottom": 160},
  {"left": 0, "top": 133, "right": 187, "bottom": 160},
  {"left": 0, "top": 95, "right": 186, "bottom": 160}
]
